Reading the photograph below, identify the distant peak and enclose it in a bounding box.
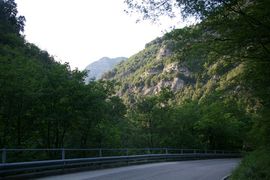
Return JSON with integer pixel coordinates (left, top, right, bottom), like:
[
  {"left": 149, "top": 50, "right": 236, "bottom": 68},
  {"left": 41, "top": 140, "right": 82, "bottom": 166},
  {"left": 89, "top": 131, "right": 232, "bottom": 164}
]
[{"left": 84, "top": 56, "right": 127, "bottom": 82}]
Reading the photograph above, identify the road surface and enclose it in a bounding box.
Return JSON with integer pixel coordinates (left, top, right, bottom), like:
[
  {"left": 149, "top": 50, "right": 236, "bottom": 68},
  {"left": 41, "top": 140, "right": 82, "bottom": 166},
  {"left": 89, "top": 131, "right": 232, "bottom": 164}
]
[{"left": 38, "top": 159, "right": 240, "bottom": 180}]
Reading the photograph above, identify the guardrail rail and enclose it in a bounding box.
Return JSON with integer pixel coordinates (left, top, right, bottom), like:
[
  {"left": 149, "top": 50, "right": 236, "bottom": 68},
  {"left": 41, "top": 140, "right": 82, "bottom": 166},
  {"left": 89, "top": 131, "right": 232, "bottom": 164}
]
[{"left": 0, "top": 148, "right": 241, "bottom": 178}]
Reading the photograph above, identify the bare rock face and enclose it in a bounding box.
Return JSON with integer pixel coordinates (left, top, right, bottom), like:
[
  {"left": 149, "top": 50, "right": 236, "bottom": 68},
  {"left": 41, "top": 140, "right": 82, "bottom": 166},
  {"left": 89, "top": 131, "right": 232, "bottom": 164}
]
[
  {"left": 172, "top": 78, "right": 184, "bottom": 91},
  {"left": 157, "top": 46, "right": 172, "bottom": 60},
  {"left": 163, "top": 63, "right": 178, "bottom": 73},
  {"left": 117, "top": 57, "right": 192, "bottom": 96},
  {"left": 141, "top": 77, "right": 185, "bottom": 95},
  {"left": 143, "top": 86, "right": 155, "bottom": 95},
  {"left": 155, "top": 78, "right": 185, "bottom": 93},
  {"left": 179, "top": 66, "right": 191, "bottom": 77},
  {"left": 163, "top": 63, "right": 191, "bottom": 77},
  {"left": 144, "top": 67, "right": 162, "bottom": 77},
  {"left": 156, "top": 80, "right": 172, "bottom": 91},
  {"left": 135, "top": 63, "right": 191, "bottom": 95}
]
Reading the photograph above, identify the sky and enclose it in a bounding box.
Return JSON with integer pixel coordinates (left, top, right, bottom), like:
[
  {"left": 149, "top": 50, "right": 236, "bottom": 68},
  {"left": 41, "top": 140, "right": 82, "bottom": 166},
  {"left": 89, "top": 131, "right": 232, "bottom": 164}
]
[{"left": 16, "top": 0, "right": 192, "bottom": 70}]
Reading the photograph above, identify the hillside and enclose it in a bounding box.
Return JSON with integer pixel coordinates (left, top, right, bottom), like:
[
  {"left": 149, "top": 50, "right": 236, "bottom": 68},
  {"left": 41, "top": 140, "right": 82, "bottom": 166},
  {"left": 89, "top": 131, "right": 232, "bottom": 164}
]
[
  {"left": 85, "top": 57, "right": 127, "bottom": 82},
  {"left": 104, "top": 27, "right": 244, "bottom": 105}
]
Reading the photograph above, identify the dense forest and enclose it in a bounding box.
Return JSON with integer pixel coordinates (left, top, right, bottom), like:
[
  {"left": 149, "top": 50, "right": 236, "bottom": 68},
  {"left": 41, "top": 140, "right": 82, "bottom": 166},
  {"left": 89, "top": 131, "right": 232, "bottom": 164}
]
[{"left": 1, "top": 0, "right": 270, "bottom": 179}]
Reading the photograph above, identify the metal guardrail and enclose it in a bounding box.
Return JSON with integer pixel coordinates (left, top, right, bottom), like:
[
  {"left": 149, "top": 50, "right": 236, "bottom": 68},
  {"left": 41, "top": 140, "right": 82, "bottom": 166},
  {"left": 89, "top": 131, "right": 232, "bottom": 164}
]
[
  {"left": 0, "top": 148, "right": 241, "bottom": 178},
  {"left": 0, "top": 148, "right": 238, "bottom": 164}
]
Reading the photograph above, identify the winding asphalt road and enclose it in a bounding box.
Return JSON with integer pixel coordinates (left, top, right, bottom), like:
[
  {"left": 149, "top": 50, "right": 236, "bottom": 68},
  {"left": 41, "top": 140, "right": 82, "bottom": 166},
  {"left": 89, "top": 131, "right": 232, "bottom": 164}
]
[{"left": 38, "top": 159, "right": 240, "bottom": 180}]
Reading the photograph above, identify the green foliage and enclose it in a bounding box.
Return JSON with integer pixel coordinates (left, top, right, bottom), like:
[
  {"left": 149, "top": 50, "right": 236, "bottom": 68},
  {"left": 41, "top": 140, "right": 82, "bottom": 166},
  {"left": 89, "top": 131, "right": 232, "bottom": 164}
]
[
  {"left": 196, "top": 93, "right": 249, "bottom": 150},
  {"left": 123, "top": 0, "right": 270, "bottom": 178},
  {"left": 0, "top": 0, "right": 25, "bottom": 34},
  {"left": 127, "top": 89, "right": 249, "bottom": 150},
  {"left": 231, "top": 148, "right": 270, "bottom": 180},
  {"left": 124, "top": 0, "right": 239, "bottom": 22},
  {"left": 0, "top": 1, "right": 127, "bottom": 149},
  {"left": 163, "top": 102, "right": 201, "bottom": 148},
  {"left": 2, "top": 4, "right": 270, "bottom": 180}
]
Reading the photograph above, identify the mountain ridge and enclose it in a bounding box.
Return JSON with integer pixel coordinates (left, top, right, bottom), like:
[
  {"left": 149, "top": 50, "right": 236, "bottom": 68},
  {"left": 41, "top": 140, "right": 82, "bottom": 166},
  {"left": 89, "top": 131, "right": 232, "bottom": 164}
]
[
  {"left": 103, "top": 26, "right": 245, "bottom": 105},
  {"left": 85, "top": 56, "right": 127, "bottom": 82}
]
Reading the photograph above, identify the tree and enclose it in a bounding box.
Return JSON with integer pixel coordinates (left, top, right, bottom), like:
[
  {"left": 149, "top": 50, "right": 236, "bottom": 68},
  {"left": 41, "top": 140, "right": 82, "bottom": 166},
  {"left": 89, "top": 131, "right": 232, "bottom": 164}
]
[
  {"left": 0, "top": 0, "right": 25, "bottom": 34},
  {"left": 195, "top": 100, "right": 247, "bottom": 150},
  {"left": 0, "top": 0, "right": 129, "bottom": 151}
]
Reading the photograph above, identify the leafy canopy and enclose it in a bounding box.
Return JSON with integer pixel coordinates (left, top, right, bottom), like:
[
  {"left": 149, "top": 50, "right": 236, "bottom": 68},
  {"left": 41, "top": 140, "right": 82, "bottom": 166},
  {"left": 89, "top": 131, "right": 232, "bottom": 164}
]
[
  {"left": 124, "top": 0, "right": 239, "bottom": 21},
  {"left": 0, "top": 0, "right": 25, "bottom": 34}
]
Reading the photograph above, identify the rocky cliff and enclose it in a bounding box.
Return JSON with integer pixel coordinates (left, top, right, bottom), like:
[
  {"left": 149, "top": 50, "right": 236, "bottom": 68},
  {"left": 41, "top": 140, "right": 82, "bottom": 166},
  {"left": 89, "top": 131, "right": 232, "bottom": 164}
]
[{"left": 104, "top": 26, "right": 244, "bottom": 104}]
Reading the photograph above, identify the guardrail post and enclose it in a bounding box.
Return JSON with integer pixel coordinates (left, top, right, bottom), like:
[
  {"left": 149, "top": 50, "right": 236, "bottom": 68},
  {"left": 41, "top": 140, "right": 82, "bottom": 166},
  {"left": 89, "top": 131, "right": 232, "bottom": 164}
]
[
  {"left": 165, "top": 148, "right": 168, "bottom": 154},
  {"left": 193, "top": 149, "right": 196, "bottom": 154},
  {"left": 62, "top": 148, "right": 65, "bottom": 160},
  {"left": 2, "top": 148, "right": 6, "bottom": 163},
  {"left": 99, "top": 149, "right": 102, "bottom": 157}
]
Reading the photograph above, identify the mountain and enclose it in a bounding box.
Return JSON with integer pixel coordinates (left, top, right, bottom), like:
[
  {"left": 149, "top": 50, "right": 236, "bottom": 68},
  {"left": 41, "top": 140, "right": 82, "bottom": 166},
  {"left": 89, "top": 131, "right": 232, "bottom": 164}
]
[
  {"left": 85, "top": 57, "right": 127, "bottom": 82},
  {"left": 103, "top": 26, "right": 247, "bottom": 105}
]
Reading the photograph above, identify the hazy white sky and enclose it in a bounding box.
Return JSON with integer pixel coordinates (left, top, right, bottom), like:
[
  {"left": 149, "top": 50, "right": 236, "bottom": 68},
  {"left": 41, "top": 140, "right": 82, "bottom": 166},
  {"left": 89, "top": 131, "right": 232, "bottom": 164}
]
[{"left": 16, "top": 0, "right": 191, "bottom": 70}]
